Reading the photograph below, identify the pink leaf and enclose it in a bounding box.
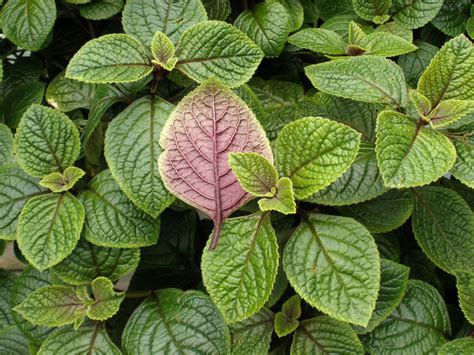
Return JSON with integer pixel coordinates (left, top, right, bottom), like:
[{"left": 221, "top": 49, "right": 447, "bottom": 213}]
[{"left": 159, "top": 79, "right": 272, "bottom": 249}]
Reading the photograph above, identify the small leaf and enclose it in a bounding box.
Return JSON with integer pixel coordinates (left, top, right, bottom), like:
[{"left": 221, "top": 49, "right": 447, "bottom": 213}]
[
  {"left": 15, "top": 105, "right": 81, "bottom": 177},
  {"left": 288, "top": 28, "right": 347, "bottom": 55},
  {"left": 87, "top": 277, "right": 124, "bottom": 321},
  {"left": 456, "top": 272, "right": 474, "bottom": 324},
  {"left": 150, "top": 31, "right": 177, "bottom": 71},
  {"left": 39, "top": 166, "right": 85, "bottom": 193},
  {"left": 283, "top": 213, "right": 380, "bottom": 326},
  {"left": 175, "top": 21, "right": 264, "bottom": 88},
  {"left": 439, "top": 337, "right": 474, "bottom": 355},
  {"left": 409, "top": 90, "right": 432, "bottom": 117},
  {"left": 259, "top": 177, "right": 296, "bottom": 214},
  {"left": 275, "top": 117, "right": 360, "bottom": 200},
  {"left": 451, "top": 136, "right": 474, "bottom": 188},
  {"left": 17, "top": 192, "right": 84, "bottom": 271},
  {"left": 201, "top": 213, "right": 278, "bottom": 323},
  {"left": 427, "top": 99, "right": 474, "bottom": 128},
  {"left": 352, "top": 0, "right": 391, "bottom": 22},
  {"left": 66, "top": 34, "right": 153, "bottom": 84},
  {"left": 359, "top": 32, "right": 417, "bottom": 57},
  {"left": 392, "top": 0, "right": 443, "bottom": 29},
  {"left": 230, "top": 308, "right": 274, "bottom": 355},
  {"left": 275, "top": 295, "right": 301, "bottom": 337},
  {"left": 79, "top": 0, "right": 124, "bottom": 20}
]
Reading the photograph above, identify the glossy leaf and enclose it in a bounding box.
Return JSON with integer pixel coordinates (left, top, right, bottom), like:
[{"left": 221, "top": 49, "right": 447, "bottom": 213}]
[
  {"left": 288, "top": 28, "right": 347, "bottom": 55},
  {"left": 392, "top": 0, "right": 443, "bottom": 29},
  {"left": 87, "top": 277, "right": 124, "bottom": 321},
  {"left": 150, "top": 31, "right": 177, "bottom": 71}
]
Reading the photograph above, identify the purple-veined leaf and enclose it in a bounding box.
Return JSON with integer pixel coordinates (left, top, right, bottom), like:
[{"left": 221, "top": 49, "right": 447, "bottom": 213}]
[{"left": 158, "top": 78, "right": 272, "bottom": 249}]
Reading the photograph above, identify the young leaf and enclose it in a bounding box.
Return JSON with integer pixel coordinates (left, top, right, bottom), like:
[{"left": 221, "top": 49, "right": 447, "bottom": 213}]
[
  {"left": 79, "top": 0, "right": 124, "bottom": 20},
  {"left": 79, "top": 170, "right": 160, "bottom": 248},
  {"left": 15, "top": 105, "right": 81, "bottom": 177},
  {"left": 158, "top": 79, "right": 272, "bottom": 249},
  {"left": 439, "top": 337, "right": 474, "bottom": 355},
  {"left": 258, "top": 177, "right": 296, "bottom": 214},
  {"left": 275, "top": 294, "right": 301, "bottom": 337},
  {"left": 392, "top": 0, "right": 443, "bottom": 29},
  {"left": 305, "top": 56, "right": 408, "bottom": 107},
  {"left": 375, "top": 111, "right": 456, "bottom": 188},
  {"left": 230, "top": 308, "right": 274, "bottom": 355},
  {"left": 288, "top": 28, "right": 347, "bottom": 55},
  {"left": 17, "top": 192, "right": 84, "bottom": 271},
  {"left": 87, "top": 277, "right": 124, "bottom": 321},
  {"left": 122, "top": 289, "right": 230, "bottom": 354},
  {"left": 45, "top": 72, "right": 96, "bottom": 112},
  {"left": 283, "top": 213, "right": 380, "bottom": 326},
  {"left": 412, "top": 186, "right": 474, "bottom": 274},
  {"left": 150, "top": 32, "right": 177, "bottom": 71},
  {"left": 274, "top": 117, "right": 360, "bottom": 200},
  {"left": 359, "top": 32, "right": 417, "bottom": 57},
  {"left": 427, "top": 99, "right": 474, "bottom": 128},
  {"left": 201, "top": 213, "right": 278, "bottom": 323},
  {"left": 352, "top": 0, "right": 391, "bottom": 22},
  {"left": 234, "top": 1, "right": 291, "bottom": 58},
  {"left": 228, "top": 152, "right": 278, "bottom": 197},
  {"left": 456, "top": 272, "right": 474, "bottom": 324},
  {"left": 451, "top": 136, "right": 474, "bottom": 188},
  {"left": 175, "top": 21, "right": 264, "bottom": 88},
  {"left": 1, "top": 0, "right": 56, "bottom": 51},
  {"left": 104, "top": 96, "right": 175, "bottom": 218},
  {"left": 0, "top": 124, "right": 14, "bottom": 166},
  {"left": 0, "top": 326, "right": 30, "bottom": 355},
  {"left": 409, "top": 90, "right": 432, "bottom": 117},
  {"left": 39, "top": 166, "right": 85, "bottom": 193},
  {"left": 66, "top": 34, "right": 153, "bottom": 84},
  {"left": 122, "top": 0, "right": 207, "bottom": 46}
]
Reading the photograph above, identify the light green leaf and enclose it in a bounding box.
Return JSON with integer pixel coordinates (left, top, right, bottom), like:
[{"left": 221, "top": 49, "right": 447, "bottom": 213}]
[
  {"left": 456, "top": 272, "right": 474, "bottom": 324},
  {"left": 348, "top": 21, "right": 367, "bottom": 46},
  {"left": 79, "top": 170, "right": 160, "bottom": 248},
  {"left": 0, "top": 326, "right": 30, "bottom": 355},
  {"left": 38, "top": 323, "right": 121, "bottom": 355},
  {"left": 176, "top": 21, "right": 264, "bottom": 88},
  {"left": 228, "top": 152, "right": 278, "bottom": 197},
  {"left": 439, "top": 337, "right": 474, "bottom": 355},
  {"left": 104, "top": 96, "right": 175, "bottom": 218},
  {"left": 288, "top": 28, "right": 347, "bottom": 55},
  {"left": 274, "top": 0, "right": 304, "bottom": 32},
  {"left": 234, "top": 1, "right": 291, "bottom": 58},
  {"left": 79, "top": 0, "right": 124, "bottom": 20},
  {"left": 412, "top": 186, "right": 474, "bottom": 274},
  {"left": 468, "top": 16, "right": 474, "bottom": 39},
  {"left": 122, "top": 289, "right": 230, "bottom": 354},
  {"left": 46, "top": 71, "right": 96, "bottom": 112},
  {"left": 283, "top": 213, "right": 380, "bottom": 326},
  {"left": 15, "top": 105, "right": 81, "bottom": 178},
  {"left": 375, "top": 110, "right": 456, "bottom": 188},
  {"left": 3, "top": 81, "right": 46, "bottom": 128},
  {"left": 427, "top": 100, "right": 474, "bottom": 128},
  {"left": 230, "top": 307, "right": 274, "bottom": 355},
  {"left": 201, "top": 213, "right": 278, "bottom": 323},
  {"left": 17, "top": 192, "right": 84, "bottom": 271},
  {"left": 360, "top": 32, "right": 417, "bottom": 57},
  {"left": 52, "top": 239, "right": 140, "bottom": 285},
  {"left": 275, "top": 117, "right": 360, "bottom": 200},
  {"left": 1, "top": 0, "right": 56, "bottom": 51},
  {"left": 418, "top": 35, "right": 474, "bottom": 107},
  {"left": 259, "top": 177, "right": 296, "bottom": 214},
  {"left": 362, "top": 280, "right": 451, "bottom": 354},
  {"left": 392, "top": 0, "right": 443, "bottom": 29},
  {"left": 305, "top": 56, "right": 408, "bottom": 107},
  {"left": 122, "top": 0, "right": 207, "bottom": 46},
  {"left": 0, "top": 123, "right": 13, "bottom": 166},
  {"left": 39, "top": 166, "right": 85, "bottom": 193},
  {"left": 275, "top": 295, "right": 301, "bottom": 337},
  {"left": 398, "top": 41, "right": 438, "bottom": 88},
  {"left": 409, "top": 90, "right": 432, "bottom": 117},
  {"left": 451, "top": 136, "right": 474, "bottom": 188},
  {"left": 66, "top": 34, "right": 153, "bottom": 84},
  {"left": 150, "top": 31, "right": 177, "bottom": 71},
  {"left": 337, "top": 190, "right": 414, "bottom": 233},
  {"left": 202, "top": 0, "right": 231, "bottom": 20},
  {"left": 87, "top": 277, "right": 124, "bottom": 321},
  {"left": 374, "top": 21, "right": 413, "bottom": 42},
  {"left": 352, "top": 0, "right": 391, "bottom": 22},
  {"left": 290, "top": 316, "right": 364, "bottom": 354},
  {"left": 431, "top": 0, "right": 471, "bottom": 37}
]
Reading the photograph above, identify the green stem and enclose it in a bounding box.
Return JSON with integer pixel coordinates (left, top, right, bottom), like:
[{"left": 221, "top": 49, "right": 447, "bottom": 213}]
[{"left": 125, "top": 290, "right": 153, "bottom": 299}]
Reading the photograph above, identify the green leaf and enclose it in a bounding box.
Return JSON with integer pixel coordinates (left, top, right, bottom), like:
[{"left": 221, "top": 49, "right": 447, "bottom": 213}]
[
  {"left": 290, "top": 316, "right": 364, "bottom": 354},
  {"left": 274, "top": 0, "right": 304, "bottom": 32},
  {"left": 228, "top": 152, "right": 278, "bottom": 197},
  {"left": 439, "top": 337, "right": 474, "bottom": 355},
  {"left": 337, "top": 190, "right": 414, "bottom": 233},
  {"left": 456, "top": 272, "right": 474, "bottom": 324},
  {"left": 305, "top": 56, "right": 408, "bottom": 107},
  {"left": 13, "top": 285, "right": 87, "bottom": 327},
  {"left": 79, "top": 0, "right": 124, "bottom": 20},
  {"left": 3, "top": 81, "right": 46, "bottom": 128},
  {"left": 104, "top": 96, "right": 175, "bottom": 218},
  {"left": 0, "top": 123, "right": 13, "bottom": 166},
  {"left": 52, "top": 239, "right": 140, "bottom": 285},
  {"left": 87, "top": 277, "right": 124, "bottom": 321},
  {"left": 275, "top": 294, "right": 301, "bottom": 337},
  {"left": 15, "top": 105, "right": 81, "bottom": 178},
  {"left": 38, "top": 323, "right": 121, "bottom": 355},
  {"left": 418, "top": 35, "right": 474, "bottom": 107},
  {"left": 374, "top": 21, "right": 413, "bottom": 41},
  {"left": 39, "top": 166, "right": 85, "bottom": 193},
  {"left": 66, "top": 34, "right": 153, "bottom": 84},
  {"left": 1, "top": 0, "right": 56, "bottom": 51},
  {"left": 0, "top": 326, "right": 30, "bottom": 355},
  {"left": 230, "top": 307, "right": 274, "bottom": 355},
  {"left": 348, "top": 21, "right": 368, "bottom": 46},
  {"left": 122, "top": 289, "right": 231, "bottom": 354},
  {"left": 375, "top": 110, "right": 456, "bottom": 188},
  {"left": 359, "top": 32, "right": 417, "bottom": 57},
  {"left": 258, "top": 177, "right": 296, "bottom": 214},
  {"left": 352, "top": 0, "right": 391, "bottom": 22},
  {"left": 175, "top": 21, "right": 264, "bottom": 88},
  {"left": 122, "top": 0, "right": 207, "bottom": 46},
  {"left": 202, "top": 0, "right": 231, "bottom": 20},
  {"left": 275, "top": 117, "right": 360, "bottom": 200},
  {"left": 409, "top": 90, "right": 432, "bottom": 117},
  {"left": 288, "top": 28, "right": 347, "bottom": 55},
  {"left": 79, "top": 170, "right": 160, "bottom": 248},
  {"left": 412, "top": 186, "right": 474, "bottom": 274},
  {"left": 17, "top": 192, "right": 84, "bottom": 271},
  {"left": 0, "top": 271, "right": 18, "bottom": 329},
  {"left": 374, "top": 234, "right": 400, "bottom": 262},
  {"left": 150, "top": 31, "right": 177, "bottom": 71},
  {"left": 201, "top": 213, "right": 278, "bottom": 323},
  {"left": 427, "top": 99, "right": 474, "bottom": 128},
  {"left": 46, "top": 71, "right": 96, "bottom": 112},
  {"left": 431, "top": 0, "right": 471, "bottom": 37},
  {"left": 451, "top": 136, "right": 474, "bottom": 188},
  {"left": 234, "top": 1, "right": 290, "bottom": 58},
  {"left": 468, "top": 16, "right": 474, "bottom": 39},
  {"left": 398, "top": 41, "right": 438, "bottom": 88},
  {"left": 392, "top": 0, "right": 443, "bottom": 29},
  {"left": 283, "top": 213, "right": 380, "bottom": 326},
  {"left": 362, "top": 280, "right": 451, "bottom": 354}
]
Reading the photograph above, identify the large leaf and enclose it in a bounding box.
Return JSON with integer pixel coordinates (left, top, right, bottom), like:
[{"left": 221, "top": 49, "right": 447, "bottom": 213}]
[
  {"left": 397, "top": 41, "right": 438, "bottom": 88},
  {"left": 305, "top": 56, "right": 408, "bottom": 108},
  {"left": 275, "top": 0, "right": 304, "bottom": 32},
  {"left": 105, "top": 96, "right": 175, "bottom": 218},
  {"left": 412, "top": 186, "right": 474, "bottom": 274},
  {"left": 0, "top": 326, "right": 30, "bottom": 355},
  {"left": 431, "top": 0, "right": 471, "bottom": 37},
  {"left": 66, "top": 34, "right": 153, "bottom": 84},
  {"left": 175, "top": 21, "right": 264, "bottom": 88},
  {"left": 1, "top": 0, "right": 56, "bottom": 51},
  {"left": 17, "top": 192, "right": 84, "bottom": 271},
  {"left": 451, "top": 136, "right": 474, "bottom": 188},
  {"left": 362, "top": 280, "right": 451, "bottom": 354},
  {"left": 392, "top": 0, "right": 443, "bottom": 29},
  {"left": 46, "top": 71, "right": 96, "bottom": 112},
  {"left": 375, "top": 111, "right": 456, "bottom": 188},
  {"left": 122, "top": 0, "right": 207, "bottom": 46},
  {"left": 201, "top": 213, "right": 278, "bottom": 323},
  {"left": 122, "top": 289, "right": 230, "bottom": 354},
  {"left": 0, "top": 124, "right": 13, "bottom": 166},
  {"left": 15, "top": 105, "right": 81, "bottom": 178},
  {"left": 158, "top": 79, "right": 272, "bottom": 249},
  {"left": 288, "top": 28, "right": 347, "bottom": 55},
  {"left": 274, "top": 117, "right": 360, "bottom": 200},
  {"left": 79, "top": 170, "right": 160, "bottom": 248},
  {"left": 283, "top": 213, "right": 380, "bottom": 326},
  {"left": 456, "top": 272, "right": 474, "bottom": 324}
]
